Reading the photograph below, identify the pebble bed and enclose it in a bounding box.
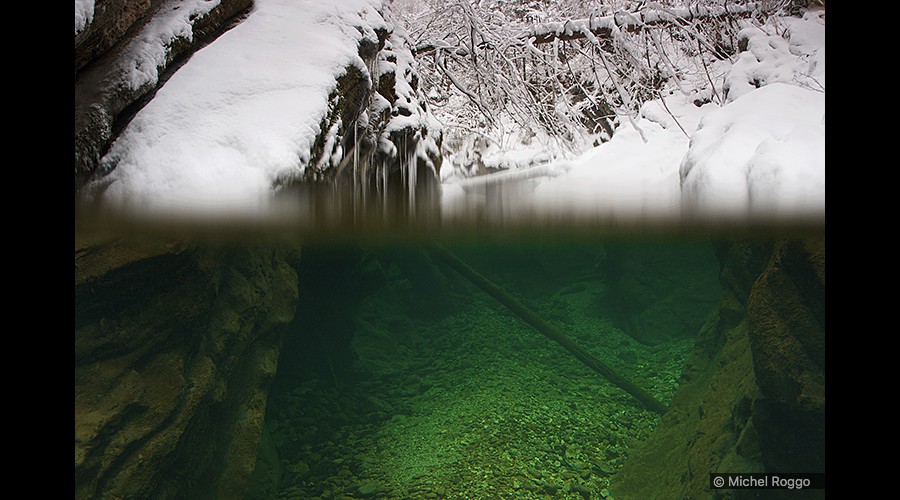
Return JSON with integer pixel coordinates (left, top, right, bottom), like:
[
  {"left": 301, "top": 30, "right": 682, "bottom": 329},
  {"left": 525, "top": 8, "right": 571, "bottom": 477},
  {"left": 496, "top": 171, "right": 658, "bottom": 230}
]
[{"left": 269, "top": 265, "right": 694, "bottom": 499}]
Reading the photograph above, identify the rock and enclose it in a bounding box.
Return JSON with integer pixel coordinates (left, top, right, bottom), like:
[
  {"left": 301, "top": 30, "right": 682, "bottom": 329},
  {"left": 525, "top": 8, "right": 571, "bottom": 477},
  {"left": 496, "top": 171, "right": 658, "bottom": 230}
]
[
  {"left": 543, "top": 483, "right": 562, "bottom": 495},
  {"left": 596, "top": 242, "right": 720, "bottom": 345},
  {"left": 74, "top": 0, "right": 254, "bottom": 190},
  {"left": 746, "top": 238, "right": 825, "bottom": 473},
  {"left": 75, "top": 0, "right": 155, "bottom": 72},
  {"left": 77, "top": 1, "right": 444, "bottom": 222},
  {"left": 245, "top": 422, "right": 283, "bottom": 500},
  {"left": 355, "top": 479, "right": 382, "bottom": 498},
  {"left": 291, "top": 461, "right": 311, "bottom": 478},
  {"left": 572, "top": 484, "right": 592, "bottom": 499},
  {"left": 609, "top": 237, "right": 825, "bottom": 499},
  {"left": 747, "top": 239, "right": 824, "bottom": 413},
  {"left": 74, "top": 238, "right": 299, "bottom": 499},
  {"left": 279, "top": 6, "right": 443, "bottom": 220}
]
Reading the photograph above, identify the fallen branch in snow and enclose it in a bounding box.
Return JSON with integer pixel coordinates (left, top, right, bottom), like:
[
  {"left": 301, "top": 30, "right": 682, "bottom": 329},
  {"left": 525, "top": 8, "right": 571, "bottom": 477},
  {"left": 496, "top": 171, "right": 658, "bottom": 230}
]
[
  {"left": 412, "top": 3, "right": 762, "bottom": 56},
  {"left": 656, "top": 90, "right": 690, "bottom": 139}
]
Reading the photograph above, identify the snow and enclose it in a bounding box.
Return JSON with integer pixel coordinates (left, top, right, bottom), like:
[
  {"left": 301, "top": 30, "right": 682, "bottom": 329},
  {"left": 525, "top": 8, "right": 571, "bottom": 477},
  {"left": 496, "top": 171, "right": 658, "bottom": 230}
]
[
  {"left": 534, "top": 105, "right": 690, "bottom": 220},
  {"left": 75, "top": 0, "right": 94, "bottom": 36},
  {"left": 79, "top": 1, "right": 824, "bottom": 226},
  {"left": 679, "top": 82, "right": 825, "bottom": 219},
  {"left": 115, "top": 0, "right": 226, "bottom": 92},
  {"left": 725, "top": 13, "right": 825, "bottom": 100},
  {"left": 443, "top": 8, "right": 825, "bottom": 226},
  {"left": 87, "top": 0, "right": 388, "bottom": 218}
]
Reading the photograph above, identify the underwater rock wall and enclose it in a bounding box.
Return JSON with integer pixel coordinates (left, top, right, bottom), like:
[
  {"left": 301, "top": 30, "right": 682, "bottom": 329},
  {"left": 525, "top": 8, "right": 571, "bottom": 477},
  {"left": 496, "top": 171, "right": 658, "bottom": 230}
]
[
  {"left": 273, "top": 244, "right": 387, "bottom": 388},
  {"left": 74, "top": 239, "right": 299, "bottom": 499},
  {"left": 609, "top": 237, "right": 825, "bottom": 499},
  {"left": 746, "top": 239, "right": 825, "bottom": 475}
]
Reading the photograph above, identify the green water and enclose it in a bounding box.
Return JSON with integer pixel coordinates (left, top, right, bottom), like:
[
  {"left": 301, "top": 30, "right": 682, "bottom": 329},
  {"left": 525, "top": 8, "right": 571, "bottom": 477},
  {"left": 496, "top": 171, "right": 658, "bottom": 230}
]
[{"left": 263, "top": 238, "right": 720, "bottom": 499}]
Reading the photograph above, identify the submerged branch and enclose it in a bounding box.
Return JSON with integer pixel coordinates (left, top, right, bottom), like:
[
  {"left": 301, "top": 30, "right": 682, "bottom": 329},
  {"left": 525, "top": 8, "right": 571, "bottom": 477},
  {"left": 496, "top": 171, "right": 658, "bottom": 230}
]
[{"left": 429, "top": 244, "right": 669, "bottom": 415}]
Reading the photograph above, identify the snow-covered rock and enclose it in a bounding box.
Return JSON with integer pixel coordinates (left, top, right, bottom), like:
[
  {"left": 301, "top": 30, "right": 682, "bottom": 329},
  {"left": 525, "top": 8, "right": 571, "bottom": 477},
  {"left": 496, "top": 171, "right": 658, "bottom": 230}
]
[
  {"left": 75, "top": 0, "right": 254, "bottom": 189},
  {"left": 77, "top": 0, "right": 442, "bottom": 223}
]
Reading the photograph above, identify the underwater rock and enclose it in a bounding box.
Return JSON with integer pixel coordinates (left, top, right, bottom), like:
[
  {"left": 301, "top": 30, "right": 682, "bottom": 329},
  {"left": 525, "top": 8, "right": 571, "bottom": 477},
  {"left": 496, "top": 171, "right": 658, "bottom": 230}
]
[
  {"left": 274, "top": 243, "right": 385, "bottom": 386},
  {"left": 596, "top": 242, "right": 720, "bottom": 345},
  {"left": 747, "top": 239, "right": 824, "bottom": 413},
  {"left": 354, "top": 479, "right": 383, "bottom": 498},
  {"left": 542, "top": 482, "right": 563, "bottom": 495},
  {"left": 245, "top": 421, "right": 283, "bottom": 499},
  {"left": 572, "top": 484, "right": 592, "bottom": 498},
  {"left": 609, "top": 237, "right": 825, "bottom": 499},
  {"left": 366, "top": 395, "right": 396, "bottom": 414},
  {"left": 746, "top": 238, "right": 825, "bottom": 473},
  {"left": 74, "top": 238, "right": 299, "bottom": 499}
]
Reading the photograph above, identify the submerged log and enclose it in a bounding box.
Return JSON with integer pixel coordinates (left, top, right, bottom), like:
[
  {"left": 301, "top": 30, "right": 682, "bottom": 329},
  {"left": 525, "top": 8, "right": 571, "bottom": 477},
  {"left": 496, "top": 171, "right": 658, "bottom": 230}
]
[{"left": 428, "top": 244, "right": 668, "bottom": 415}]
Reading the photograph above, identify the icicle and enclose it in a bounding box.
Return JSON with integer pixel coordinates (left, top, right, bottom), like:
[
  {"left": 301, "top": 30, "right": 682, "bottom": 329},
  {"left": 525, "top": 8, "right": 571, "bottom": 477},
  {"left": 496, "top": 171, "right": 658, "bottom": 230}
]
[
  {"left": 381, "top": 158, "right": 388, "bottom": 220},
  {"left": 408, "top": 137, "right": 417, "bottom": 217},
  {"left": 400, "top": 134, "right": 407, "bottom": 197},
  {"left": 353, "top": 119, "right": 361, "bottom": 223}
]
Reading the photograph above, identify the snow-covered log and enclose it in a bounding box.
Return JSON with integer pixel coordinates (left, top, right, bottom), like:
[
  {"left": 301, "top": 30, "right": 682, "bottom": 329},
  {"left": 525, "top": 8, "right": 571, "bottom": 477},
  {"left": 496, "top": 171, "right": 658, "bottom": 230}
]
[
  {"left": 412, "top": 2, "right": 765, "bottom": 55},
  {"left": 524, "top": 2, "right": 764, "bottom": 45}
]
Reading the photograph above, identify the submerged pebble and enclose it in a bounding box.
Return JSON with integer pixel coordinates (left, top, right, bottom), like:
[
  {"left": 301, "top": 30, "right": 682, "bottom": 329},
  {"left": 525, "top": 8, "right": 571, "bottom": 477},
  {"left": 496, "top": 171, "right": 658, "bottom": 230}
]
[
  {"left": 355, "top": 480, "right": 382, "bottom": 498},
  {"left": 572, "top": 483, "right": 592, "bottom": 499}
]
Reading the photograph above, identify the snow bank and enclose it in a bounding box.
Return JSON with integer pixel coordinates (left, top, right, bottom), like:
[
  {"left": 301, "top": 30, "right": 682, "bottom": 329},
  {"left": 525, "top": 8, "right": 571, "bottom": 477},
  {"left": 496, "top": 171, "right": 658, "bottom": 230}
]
[
  {"left": 89, "top": 0, "right": 388, "bottom": 218},
  {"left": 527, "top": 96, "right": 699, "bottom": 224},
  {"left": 679, "top": 82, "right": 824, "bottom": 218},
  {"left": 725, "top": 10, "right": 825, "bottom": 101},
  {"left": 684, "top": 10, "right": 825, "bottom": 220},
  {"left": 448, "top": 9, "right": 826, "bottom": 226}
]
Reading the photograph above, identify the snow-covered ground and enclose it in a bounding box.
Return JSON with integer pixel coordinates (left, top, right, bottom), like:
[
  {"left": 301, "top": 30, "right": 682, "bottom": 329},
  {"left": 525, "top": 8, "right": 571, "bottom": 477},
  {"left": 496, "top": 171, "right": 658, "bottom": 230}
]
[
  {"left": 79, "top": 1, "right": 824, "bottom": 227},
  {"left": 442, "top": 9, "right": 825, "bottom": 226}
]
